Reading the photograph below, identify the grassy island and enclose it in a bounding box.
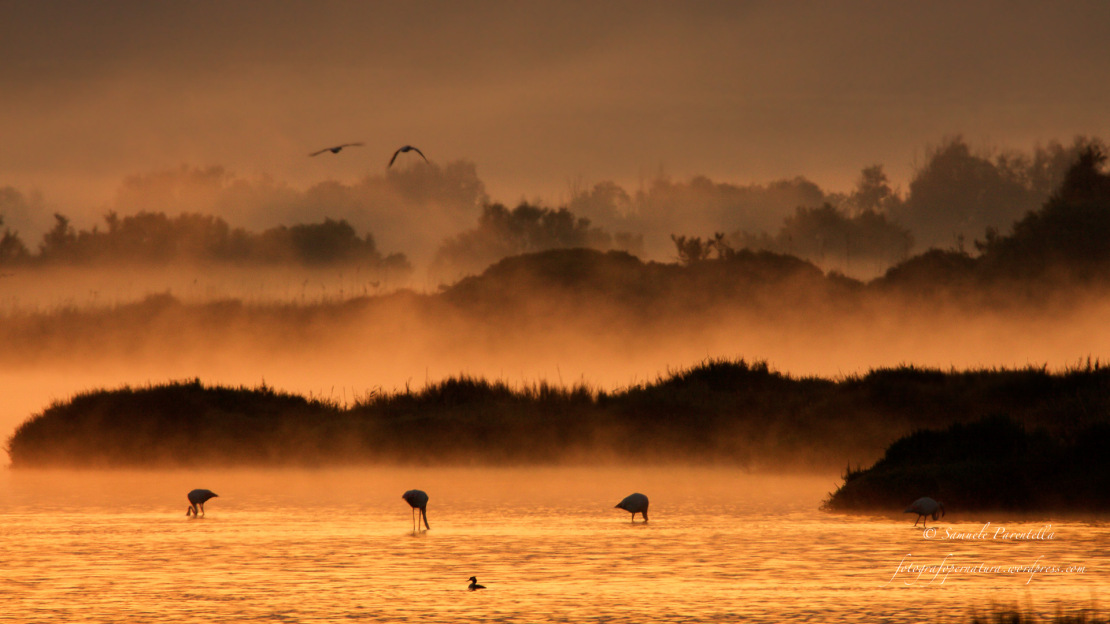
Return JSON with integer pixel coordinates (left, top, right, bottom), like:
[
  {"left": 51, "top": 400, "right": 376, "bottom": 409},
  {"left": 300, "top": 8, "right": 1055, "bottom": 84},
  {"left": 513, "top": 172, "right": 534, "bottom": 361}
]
[{"left": 8, "top": 361, "right": 1110, "bottom": 481}]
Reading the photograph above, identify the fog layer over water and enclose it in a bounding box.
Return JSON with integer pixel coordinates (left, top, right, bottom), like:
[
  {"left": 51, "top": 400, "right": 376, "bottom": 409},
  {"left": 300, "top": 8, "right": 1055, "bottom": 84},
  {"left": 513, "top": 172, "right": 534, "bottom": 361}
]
[
  {"left": 2, "top": 468, "right": 1103, "bottom": 623},
  {"left": 4, "top": 262, "right": 1110, "bottom": 446}
]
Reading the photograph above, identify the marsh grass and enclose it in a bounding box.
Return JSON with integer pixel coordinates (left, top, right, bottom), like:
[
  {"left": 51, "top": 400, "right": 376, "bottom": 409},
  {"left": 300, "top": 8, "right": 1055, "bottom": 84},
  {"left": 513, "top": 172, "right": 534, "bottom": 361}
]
[{"left": 9, "top": 359, "right": 1110, "bottom": 486}]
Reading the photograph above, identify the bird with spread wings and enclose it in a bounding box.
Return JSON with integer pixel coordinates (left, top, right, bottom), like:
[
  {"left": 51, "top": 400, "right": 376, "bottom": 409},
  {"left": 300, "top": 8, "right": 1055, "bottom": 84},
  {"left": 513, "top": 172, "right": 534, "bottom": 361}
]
[
  {"left": 309, "top": 142, "right": 364, "bottom": 157},
  {"left": 389, "top": 145, "right": 428, "bottom": 167}
]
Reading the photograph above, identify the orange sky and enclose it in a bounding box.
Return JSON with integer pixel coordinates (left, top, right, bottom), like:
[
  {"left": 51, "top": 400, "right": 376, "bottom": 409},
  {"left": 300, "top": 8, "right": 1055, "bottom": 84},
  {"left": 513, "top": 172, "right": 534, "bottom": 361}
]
[{"left": 3, "top": 0, "right": 1109, "bottom": 218}]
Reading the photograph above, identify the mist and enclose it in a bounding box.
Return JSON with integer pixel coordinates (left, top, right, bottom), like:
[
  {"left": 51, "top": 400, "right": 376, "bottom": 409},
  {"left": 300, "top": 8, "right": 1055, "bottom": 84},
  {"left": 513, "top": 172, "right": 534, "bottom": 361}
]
[
  {"left": 5, "top": 1, "right": 1110, "bottom": 465},
  {"left": 4, "top": 252, "right": 1110, "bottom": 449},
  {"left": 3, "top": 2, "right": 1108, "bottom": 210}
]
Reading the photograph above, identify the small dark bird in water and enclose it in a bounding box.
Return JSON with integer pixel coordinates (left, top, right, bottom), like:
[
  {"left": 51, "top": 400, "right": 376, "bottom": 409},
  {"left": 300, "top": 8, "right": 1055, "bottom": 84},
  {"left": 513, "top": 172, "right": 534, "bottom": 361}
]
[
  {"left": 905, "top": 497, "right": 945, "bottom": 527},
  {"left": 186, "top": 489, "right": 218, "bottom": 517},
  {"left": 309, "top": 142, "right": 364, "bottom": 156},
  {"left": 388, "top": 145, "right": 428, "bottom": 167},
  {"left": 402, "top": 489, "right": 430, "bottom": 531},
  {"left": 615, "top": 492, "right": 649, "bottom": 523},
  {"left": 468, "top": 576, "right": 486, "bottom": 591}
]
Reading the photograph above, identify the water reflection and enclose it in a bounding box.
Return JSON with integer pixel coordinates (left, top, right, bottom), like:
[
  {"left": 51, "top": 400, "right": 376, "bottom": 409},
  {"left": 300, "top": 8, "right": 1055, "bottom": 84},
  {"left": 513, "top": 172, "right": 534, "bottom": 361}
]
[{"left": 1, "top": 467, "right": 1104, "bottom": 623}]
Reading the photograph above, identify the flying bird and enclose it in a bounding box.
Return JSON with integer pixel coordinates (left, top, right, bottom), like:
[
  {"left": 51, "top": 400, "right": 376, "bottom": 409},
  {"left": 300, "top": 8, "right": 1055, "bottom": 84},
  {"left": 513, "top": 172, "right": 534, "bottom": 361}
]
[
  {"left": 905, "top": 497, "right": 945, "bottom": 527},
  {"left": 615, "top": 492, "right": 649, "bottom": 523},
  {"left": 468, "top": 576, "right": 486, "bottom": 591},
  {"left": 402, "top": 489, "right": 430, "bottom": 532},
  {"left": 309, "top": 142, "right": 364, "bottom": 157},
  {"left": 388, "top": 145, "right": 428, "bottom": 167},
  {"left": 186, "top": 489, "right": 218, "bottom": 517}
]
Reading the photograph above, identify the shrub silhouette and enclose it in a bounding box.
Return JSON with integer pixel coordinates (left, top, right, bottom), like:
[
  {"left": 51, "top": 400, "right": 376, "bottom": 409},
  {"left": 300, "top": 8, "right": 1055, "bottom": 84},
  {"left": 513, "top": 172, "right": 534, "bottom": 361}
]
[{"left": 824, "top": 414, "right": 1110, "bottom": 512}]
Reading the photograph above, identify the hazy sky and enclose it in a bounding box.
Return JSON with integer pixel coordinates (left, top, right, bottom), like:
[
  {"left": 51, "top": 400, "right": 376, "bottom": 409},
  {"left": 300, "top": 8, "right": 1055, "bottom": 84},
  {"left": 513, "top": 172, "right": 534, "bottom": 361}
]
[{"left": 3, "top": 0, "right": 1109, "bottom": 214}]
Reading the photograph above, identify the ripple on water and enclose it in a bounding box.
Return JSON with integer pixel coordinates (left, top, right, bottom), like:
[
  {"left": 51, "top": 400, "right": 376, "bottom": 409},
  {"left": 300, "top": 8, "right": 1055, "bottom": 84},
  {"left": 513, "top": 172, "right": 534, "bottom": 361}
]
[{"left": 1, "top": 468, "right": 1105, "bottom": 623}]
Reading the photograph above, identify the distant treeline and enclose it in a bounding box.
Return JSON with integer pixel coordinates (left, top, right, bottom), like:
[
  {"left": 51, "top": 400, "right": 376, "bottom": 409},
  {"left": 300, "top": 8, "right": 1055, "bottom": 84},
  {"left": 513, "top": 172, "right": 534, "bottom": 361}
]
[
  {"left": 2, "top": 145, "right": 1109, "bottom": 369},
  {"left": 0, "top": 212, "right": 410, "bottom": 270},
  {"left": 567, "top": 135, "right": 1105, "bottom": 263},
  {"left": 431, "top": 202, "right": 644, "bottom": 278},
  {"left": 669, "top": 145, "right": 1110, "bottom": 288},
  {"left": 1, "top": 136, "right": 1104, "bottom": 278},
  {"left": 8, "top": 360, "right": 1110, "bottom": 470}
]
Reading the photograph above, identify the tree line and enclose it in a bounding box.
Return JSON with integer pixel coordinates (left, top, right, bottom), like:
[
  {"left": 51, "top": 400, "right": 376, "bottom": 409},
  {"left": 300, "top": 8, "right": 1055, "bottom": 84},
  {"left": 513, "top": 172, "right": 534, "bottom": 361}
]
[
  {"left": 1, "top": 135, "right": 1105, "bottom": 278},
  {"left": 0, "top": 211, "right": 410, "bottom": 270},
  {"left": 672, "top": 144, "right": 1110, "bottom": 288}
]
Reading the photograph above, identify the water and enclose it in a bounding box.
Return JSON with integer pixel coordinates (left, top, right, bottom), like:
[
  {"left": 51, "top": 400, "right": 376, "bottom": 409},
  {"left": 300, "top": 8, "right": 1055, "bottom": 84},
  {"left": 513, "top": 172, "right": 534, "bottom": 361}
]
[{"left": 1, "top": 467, "right": 1105, "bottom": 623}]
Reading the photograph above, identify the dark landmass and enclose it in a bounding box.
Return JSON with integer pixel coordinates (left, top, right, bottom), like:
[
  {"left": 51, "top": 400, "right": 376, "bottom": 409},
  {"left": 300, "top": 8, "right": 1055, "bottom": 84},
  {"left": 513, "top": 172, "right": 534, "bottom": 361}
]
[
  {"left": 8, "top": 361, "right": 1110, "bottom": 470},
  {"left": 824, "top": 414, "right": 1110, "bottom": 512}
]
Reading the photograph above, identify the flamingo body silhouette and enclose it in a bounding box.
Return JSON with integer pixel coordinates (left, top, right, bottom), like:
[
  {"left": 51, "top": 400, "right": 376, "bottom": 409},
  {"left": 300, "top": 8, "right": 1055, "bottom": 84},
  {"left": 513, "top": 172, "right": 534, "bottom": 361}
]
[
  {"left": 905, "top": 497, "right": 945, "bottom": 527},
  {"left": 186, "top": 489, "right": 218, "bottom": 517},
  {"left": 402, "top": 489, "right": 430, "bottom": 531},
  {"left": 615, "top": 492, "right": 649, "bottom": 522}
]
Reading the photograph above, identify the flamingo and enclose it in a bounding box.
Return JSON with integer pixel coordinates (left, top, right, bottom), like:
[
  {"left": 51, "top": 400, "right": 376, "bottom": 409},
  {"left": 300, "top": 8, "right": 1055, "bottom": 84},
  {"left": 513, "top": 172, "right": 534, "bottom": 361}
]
[
  {"left": 309, "top": 142, "right": 364, "bottom": 156},
  {"left": 388, "top": 145, "right": 428, "bottom": 167},
  {"left": 905, "top": 497, "right": 945, "bottom": 527},
  {"left": 186, "top": 489, "right": 218, "bottom": 517},
  {"left": 615, "top": 492, "right": 649, "bottom": 523},
  {"left": 468, "top": 576, "right": 486, "bottom": 591},
  {"left": 402, "top": 489, "right": 430, "bottom": 531}
]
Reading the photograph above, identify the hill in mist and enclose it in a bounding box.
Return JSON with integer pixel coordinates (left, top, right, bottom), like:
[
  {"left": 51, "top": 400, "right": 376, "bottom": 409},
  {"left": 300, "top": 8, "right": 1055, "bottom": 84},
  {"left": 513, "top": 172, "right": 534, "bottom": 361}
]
[{"left": 9, "top": 360, "right": 1110, "bottom": 474}]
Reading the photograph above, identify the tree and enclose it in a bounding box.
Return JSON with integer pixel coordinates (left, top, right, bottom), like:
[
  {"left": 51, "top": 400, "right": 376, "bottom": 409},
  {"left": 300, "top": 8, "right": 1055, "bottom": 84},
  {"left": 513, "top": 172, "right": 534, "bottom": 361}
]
[
  {"left": 0, "top": 214, "right": 29, "bottom": 264},
  {"left": 892, "top": 136, "right": 1106, "bottom": 252},
  {"left": 432, "top": 202, "right": 617, "bottom": 277},
  {"left": 670, "top": 234, "right": 711, "bottom": 265},
  {"left": 977, "top": 145, "right": 1110, "bottom": 280},
  {"left": 846, "top": 165, "right": 899, "bottom": 215},
  {"left": 39, "top": 213, "right": 77, "bottom": 261}
]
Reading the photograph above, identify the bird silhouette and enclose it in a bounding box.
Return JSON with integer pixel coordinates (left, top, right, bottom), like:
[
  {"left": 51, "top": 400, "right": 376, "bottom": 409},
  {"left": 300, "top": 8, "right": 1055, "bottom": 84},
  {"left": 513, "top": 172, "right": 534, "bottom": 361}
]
[
  {"left": 468, "top": 576, "right": 486, "bottom": 591},
  {"left": 402, "top": 489, "right": 430, "bottom": 531},
  {"left": 309, "top": 142, "right": 364, "bottom": 157},
  {"left": 388, "top": 145, "right": 428, "bottom": 167},
  {"left": 186, "top": 489, "right": 218, "bottom": 517},
  {"left": 905, "top": 497, "right": 945, "bottom": 527},
  {"left": 615, "top": 492, "right": 649, "bottom": 523}
]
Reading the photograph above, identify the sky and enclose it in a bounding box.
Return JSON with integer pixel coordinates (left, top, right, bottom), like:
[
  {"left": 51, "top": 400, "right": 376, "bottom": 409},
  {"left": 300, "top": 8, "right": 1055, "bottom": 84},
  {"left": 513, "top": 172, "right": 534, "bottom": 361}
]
[{"left": 2, "top": 0, "right": 1109, "bottom": 218}]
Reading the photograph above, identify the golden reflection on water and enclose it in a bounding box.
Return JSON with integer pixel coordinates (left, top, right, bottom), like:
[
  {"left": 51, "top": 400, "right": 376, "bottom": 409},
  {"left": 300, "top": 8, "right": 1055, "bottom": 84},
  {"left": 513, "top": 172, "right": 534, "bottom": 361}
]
[{"left": 1, "top": 467, "right": 1105, "bottom": 623}]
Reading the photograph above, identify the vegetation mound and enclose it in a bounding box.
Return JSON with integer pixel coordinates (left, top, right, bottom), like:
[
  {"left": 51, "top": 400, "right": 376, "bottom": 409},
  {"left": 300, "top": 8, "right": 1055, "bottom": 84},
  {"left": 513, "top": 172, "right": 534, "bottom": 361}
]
[
  {"left": 824, "top": 415, "right": 1110, "bottom": 512},
  {"left": 8, "top": 361, "right": 1110, "bottom": 477}
]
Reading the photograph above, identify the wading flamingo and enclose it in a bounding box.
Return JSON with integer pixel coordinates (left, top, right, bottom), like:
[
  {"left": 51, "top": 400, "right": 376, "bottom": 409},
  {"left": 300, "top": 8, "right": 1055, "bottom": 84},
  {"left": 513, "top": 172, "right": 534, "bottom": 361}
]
[
  {"left": 615, "top": 492, "right": 649, "bottom": 523},
  {"left": 186, "top": 489, "right": 218, "bottom": 517},
  {"left": 905, "top": 497, "right": 945, "bottom": 527},
  {"left": 402, "top": 489, "right": 430, "bottom": 531}
]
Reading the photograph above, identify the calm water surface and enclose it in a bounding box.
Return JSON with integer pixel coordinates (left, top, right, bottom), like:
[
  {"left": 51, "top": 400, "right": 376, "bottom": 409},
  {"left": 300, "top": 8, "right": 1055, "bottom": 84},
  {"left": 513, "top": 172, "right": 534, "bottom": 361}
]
[{"left": 1, "top": 467, "right": 1105, "bottom": 623}]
